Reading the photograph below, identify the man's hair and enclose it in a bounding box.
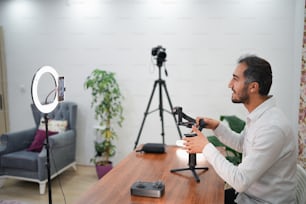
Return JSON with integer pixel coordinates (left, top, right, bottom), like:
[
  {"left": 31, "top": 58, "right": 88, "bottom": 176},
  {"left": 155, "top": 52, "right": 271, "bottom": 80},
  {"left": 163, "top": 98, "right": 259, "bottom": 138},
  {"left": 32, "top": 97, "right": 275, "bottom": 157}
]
[{"left": 238, "top": 55, "right": 272, "bottom": 96}]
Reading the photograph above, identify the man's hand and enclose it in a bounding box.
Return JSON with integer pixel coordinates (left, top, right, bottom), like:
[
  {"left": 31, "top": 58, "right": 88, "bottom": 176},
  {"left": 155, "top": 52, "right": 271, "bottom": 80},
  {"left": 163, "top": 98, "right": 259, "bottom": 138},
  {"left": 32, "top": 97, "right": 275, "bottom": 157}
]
[
  {"left": 196, "top": 117, "right": 220, "bottom": 130},
  {"left": 183, "top": 126, "right": 210, "bottom": 154}
]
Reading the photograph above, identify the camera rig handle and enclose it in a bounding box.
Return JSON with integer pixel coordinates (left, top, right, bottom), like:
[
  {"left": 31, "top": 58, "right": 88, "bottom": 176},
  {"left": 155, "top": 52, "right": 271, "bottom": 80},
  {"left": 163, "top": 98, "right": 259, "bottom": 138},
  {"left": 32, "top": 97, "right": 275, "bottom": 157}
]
[
  {"left": 172, "top": 107, "right": 206, "bottom": 132},
  {"left": 171, "top": 106, "right": 209, "bottom": 182}
]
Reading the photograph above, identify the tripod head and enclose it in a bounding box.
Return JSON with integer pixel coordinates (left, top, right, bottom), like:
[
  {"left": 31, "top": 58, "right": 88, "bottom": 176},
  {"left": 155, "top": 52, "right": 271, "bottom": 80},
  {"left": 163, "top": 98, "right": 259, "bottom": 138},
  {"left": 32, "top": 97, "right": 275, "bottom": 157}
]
[
  {"left": 172, "top": 106, "right": 206, "bottom": 132},
  {"left": 152, "top": 46, "right": 166, "bottom": 67},
  {"left": 151, "top": 45, "right": 168, "bottom": 77}
]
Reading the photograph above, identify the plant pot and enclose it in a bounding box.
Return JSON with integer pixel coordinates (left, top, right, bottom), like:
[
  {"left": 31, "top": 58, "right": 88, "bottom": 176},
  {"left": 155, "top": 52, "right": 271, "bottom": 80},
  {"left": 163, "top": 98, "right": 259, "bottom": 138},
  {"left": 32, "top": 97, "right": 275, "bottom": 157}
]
[{"left": 95, "top": 162, "right": 113, "bottom": 179}]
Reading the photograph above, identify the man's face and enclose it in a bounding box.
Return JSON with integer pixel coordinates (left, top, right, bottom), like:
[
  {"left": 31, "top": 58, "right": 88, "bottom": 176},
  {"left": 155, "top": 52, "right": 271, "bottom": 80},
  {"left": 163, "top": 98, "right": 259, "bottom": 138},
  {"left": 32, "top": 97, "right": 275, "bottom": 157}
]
[{"left": 228, "top": 63, "right": 249, "bottom": 104}]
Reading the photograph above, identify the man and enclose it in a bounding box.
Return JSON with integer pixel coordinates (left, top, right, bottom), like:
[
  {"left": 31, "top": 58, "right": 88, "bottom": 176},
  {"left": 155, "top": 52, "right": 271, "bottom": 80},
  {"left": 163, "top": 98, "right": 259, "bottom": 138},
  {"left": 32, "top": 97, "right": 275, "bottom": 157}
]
[{"left": 184, "top": 55, "right": 298, "bottom": 204}]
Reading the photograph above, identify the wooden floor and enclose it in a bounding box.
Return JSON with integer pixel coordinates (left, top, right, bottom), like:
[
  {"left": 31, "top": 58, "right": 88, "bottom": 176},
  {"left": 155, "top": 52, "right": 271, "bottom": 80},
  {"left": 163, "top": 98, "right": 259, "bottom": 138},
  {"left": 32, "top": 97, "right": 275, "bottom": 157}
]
[{"left": 0, "top": 165, "right": 98, "bottom": 204}]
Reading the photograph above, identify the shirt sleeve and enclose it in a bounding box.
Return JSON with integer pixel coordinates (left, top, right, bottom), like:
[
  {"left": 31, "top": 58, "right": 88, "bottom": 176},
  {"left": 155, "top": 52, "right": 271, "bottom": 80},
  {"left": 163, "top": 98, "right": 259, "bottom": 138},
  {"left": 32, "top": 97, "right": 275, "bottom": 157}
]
[
  {"left": 203, "top": 124, "right": 286, "bottom": 192},
  {"left": 214, "top": 123, "right": 244, "bottom": 153}
]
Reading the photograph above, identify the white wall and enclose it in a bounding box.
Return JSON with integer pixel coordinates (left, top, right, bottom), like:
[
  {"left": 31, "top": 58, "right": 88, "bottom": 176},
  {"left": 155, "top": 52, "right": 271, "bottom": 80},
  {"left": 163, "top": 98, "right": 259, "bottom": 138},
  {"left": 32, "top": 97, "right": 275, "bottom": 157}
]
[{"left": 0, "top": 0, "right": 304, "bottom": 165}]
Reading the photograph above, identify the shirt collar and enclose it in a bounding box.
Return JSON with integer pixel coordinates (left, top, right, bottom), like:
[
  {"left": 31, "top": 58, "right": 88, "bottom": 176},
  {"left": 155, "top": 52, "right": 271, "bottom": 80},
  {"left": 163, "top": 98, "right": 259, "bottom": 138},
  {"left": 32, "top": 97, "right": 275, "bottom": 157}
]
[{"left": 247, "top": 96, "right": 275, "bottom": 123}]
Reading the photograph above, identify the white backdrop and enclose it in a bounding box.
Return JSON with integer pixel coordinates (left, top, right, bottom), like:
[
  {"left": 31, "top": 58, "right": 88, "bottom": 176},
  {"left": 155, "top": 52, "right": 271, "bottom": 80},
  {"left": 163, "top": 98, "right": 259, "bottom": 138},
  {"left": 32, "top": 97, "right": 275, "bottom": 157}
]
[{"left": 0, "top": 0, "right": 304, "bottom": 165}]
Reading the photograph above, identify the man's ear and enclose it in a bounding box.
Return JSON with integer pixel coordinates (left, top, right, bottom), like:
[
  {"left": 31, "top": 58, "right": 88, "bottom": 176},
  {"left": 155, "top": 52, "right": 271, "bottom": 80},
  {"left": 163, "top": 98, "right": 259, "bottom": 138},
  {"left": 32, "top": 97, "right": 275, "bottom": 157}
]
[{"left": 249, "top": 82, "right": 259, "bottom": 93}]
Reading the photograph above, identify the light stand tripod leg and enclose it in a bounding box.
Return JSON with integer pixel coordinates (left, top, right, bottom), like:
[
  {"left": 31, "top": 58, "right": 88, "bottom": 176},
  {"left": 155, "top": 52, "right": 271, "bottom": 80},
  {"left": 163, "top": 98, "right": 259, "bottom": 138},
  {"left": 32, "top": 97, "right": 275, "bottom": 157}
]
[
  {"left": 134, "top": 81, "right": 158, "bottom": 149},
  {"left": 44, "top": 114, "right": 52, "bottom": 204}
]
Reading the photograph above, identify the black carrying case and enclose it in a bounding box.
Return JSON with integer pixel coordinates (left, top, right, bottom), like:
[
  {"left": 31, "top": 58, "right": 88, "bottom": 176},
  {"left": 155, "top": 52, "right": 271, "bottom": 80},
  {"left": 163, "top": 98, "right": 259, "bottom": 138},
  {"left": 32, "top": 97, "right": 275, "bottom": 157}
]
[{"left": 136, "top": 143, "right": 166, "bottom": 153}]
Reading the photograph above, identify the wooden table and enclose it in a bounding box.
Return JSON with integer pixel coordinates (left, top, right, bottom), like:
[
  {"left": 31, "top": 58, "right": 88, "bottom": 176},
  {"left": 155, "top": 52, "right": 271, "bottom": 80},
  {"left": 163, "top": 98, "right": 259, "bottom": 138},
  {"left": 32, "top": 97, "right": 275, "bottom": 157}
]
[{"left": 75, "top": 145, "right": 224, "bottom": 204}]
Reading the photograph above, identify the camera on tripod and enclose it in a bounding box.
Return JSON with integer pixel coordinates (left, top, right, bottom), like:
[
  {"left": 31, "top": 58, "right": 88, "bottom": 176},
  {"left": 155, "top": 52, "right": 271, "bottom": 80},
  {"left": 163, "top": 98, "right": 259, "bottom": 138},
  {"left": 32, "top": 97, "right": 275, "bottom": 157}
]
[
  {"left": 134, "top": 46, "right": 182, "bottom": 149},
  {"left": 151, "top": 46, "right": 167, "bottom": 66}
]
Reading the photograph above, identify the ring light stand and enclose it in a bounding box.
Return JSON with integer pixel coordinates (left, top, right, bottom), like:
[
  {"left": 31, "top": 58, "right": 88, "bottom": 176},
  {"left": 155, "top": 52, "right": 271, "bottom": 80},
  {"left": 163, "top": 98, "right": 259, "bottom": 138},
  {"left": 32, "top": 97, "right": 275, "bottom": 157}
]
[{"left": 31, "top": 66, "right": 59, "bottom": 204}]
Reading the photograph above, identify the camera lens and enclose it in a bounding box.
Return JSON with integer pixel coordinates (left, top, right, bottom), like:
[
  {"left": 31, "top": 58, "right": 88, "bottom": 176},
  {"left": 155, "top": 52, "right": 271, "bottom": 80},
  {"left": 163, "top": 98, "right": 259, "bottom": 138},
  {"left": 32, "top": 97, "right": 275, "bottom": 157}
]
[
  {"left": 151, "top": 46, "right": 162, "bottom": 56},
  {"left": 151, "top": 46, "right": 166, "bottom": 59},
  {"left": 157, "top": 50, "right": 166, "bottom": 60}
]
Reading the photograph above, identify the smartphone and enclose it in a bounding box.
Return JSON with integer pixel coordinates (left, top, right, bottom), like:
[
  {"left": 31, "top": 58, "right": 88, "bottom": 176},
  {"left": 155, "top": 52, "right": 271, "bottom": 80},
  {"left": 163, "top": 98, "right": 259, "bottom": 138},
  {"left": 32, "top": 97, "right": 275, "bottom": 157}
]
[{"left": 58, "top": 76, "right": 65, "bottom": 101}]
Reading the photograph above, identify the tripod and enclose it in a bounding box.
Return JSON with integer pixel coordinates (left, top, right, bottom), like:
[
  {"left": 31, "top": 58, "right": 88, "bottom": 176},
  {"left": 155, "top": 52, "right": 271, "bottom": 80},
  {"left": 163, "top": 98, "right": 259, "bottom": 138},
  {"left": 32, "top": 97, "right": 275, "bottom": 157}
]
[
  {"left": 134, "top": 63, "right": 182, "bottom": 149},
  {"left": 170, "top": 107, "right": 208, "bottom": 182},
  {"left": 170, "top": 136, "right": 208, "bottom": 182}
]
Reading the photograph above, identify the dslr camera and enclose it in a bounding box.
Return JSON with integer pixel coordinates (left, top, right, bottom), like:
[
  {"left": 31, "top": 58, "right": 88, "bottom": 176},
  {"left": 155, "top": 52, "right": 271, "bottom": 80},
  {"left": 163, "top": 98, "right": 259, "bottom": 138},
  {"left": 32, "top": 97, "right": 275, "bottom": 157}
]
[{"left": 151, "top": 46, "right": 167, "bottom": 65}]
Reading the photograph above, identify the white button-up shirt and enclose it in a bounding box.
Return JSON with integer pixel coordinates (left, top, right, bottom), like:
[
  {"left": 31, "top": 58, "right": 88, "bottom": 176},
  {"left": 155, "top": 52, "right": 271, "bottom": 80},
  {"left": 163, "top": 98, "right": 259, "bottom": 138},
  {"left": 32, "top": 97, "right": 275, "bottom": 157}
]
[{"left": 203, "top": 97, "right": 298, "bottom": 204}]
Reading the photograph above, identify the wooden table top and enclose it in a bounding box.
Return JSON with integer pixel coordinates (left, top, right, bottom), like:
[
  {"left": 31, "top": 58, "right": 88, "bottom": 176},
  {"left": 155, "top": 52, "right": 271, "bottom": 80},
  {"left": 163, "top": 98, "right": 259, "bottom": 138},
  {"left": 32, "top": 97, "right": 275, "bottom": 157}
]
[{"left": 75, "top": 145, "right": 224, "bottom": 204}]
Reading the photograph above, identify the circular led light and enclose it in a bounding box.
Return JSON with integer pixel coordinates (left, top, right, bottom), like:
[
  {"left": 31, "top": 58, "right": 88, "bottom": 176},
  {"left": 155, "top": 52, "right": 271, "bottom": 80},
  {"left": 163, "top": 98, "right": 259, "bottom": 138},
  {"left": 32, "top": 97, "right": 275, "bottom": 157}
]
[{"left": 31, "top": 66, "right": 59, "bottom": 113}]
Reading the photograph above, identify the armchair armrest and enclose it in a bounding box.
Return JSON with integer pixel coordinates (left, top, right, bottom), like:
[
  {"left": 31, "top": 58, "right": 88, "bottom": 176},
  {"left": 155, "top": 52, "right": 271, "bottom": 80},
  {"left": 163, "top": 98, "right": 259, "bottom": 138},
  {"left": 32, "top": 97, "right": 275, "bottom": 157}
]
[
  {"left": 0, "top": 127, "right": 36, "bottom": 154},
  {"left": 38, "top": 130, "right": 76, "bottom": 179},
  {"left": 38, "top": 130, "right": 75, "bottom": 158},
  {"left": 48, "top": 130, "right": 75, "bottom": 149}
]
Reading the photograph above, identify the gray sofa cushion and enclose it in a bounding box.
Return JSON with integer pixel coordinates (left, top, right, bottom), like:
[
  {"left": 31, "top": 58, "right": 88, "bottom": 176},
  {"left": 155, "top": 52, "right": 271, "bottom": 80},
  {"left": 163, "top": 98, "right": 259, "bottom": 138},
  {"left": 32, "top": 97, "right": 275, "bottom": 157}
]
[{"left": 1, "top": 150, "right": 39, "bottom": 171}]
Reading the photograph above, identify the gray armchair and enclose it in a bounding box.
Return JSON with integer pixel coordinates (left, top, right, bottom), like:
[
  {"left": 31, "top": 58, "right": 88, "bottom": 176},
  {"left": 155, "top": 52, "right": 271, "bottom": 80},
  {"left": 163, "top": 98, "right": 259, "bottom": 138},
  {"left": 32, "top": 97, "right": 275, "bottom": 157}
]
[{"left": 0, "top": 102, "right": 77, "bottom": 194}]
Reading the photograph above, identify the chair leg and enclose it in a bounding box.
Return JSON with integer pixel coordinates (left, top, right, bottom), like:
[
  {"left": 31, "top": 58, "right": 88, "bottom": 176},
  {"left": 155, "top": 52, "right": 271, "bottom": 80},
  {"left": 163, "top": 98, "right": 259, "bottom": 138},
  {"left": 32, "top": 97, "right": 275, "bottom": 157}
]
[
  {"left": 72, "top": 163, "right": 77, "bottom": 171},
  {"left": 39, "top": 181, "right": 47, "bottom": 194}
]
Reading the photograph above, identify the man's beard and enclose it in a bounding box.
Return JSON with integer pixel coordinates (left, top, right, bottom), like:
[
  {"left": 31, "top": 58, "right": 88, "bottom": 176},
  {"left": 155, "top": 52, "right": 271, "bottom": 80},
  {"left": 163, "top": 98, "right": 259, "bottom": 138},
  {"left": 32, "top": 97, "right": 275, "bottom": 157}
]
[{"left": 231, "top": 86, "right": 249, "bottom": 104}]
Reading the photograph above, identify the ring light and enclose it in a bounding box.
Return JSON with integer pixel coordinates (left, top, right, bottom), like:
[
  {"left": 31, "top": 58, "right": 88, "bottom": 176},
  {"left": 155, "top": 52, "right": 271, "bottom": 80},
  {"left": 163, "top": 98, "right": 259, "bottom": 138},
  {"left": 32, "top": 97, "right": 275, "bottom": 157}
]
[{"left": 31, "top": 66, "right": 59, "bottom": 113}]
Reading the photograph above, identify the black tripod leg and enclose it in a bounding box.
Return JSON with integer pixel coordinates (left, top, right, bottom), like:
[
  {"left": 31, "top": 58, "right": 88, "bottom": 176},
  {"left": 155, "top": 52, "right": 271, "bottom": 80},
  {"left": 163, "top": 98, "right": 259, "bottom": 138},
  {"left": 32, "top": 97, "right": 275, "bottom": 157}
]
[
  {"left": 158, "top": 80, "right": 165, "bottom": 144},
  {"left": 170, "top": 167, "right": 201, "bottom": 182},
  {"left": 170, "top": 153, "right": 208, "bottom": 182},
  {"left": 170, "top": 167, "right": 205, "bottom": 182},
  {"left": 194, "top": 167, "right": 209, "bottom": 171},
  {"left": 161, "top": 81, "right": 182, "bottom": 139},
  {"left": 134, "top": 81, "right": 158, "bottom": 149},
  {"left": 170, "top": 167, "right": 192, "bottom": 172},
  {"left": 190, "top": 169, "right": 201, "bottom": 182}
]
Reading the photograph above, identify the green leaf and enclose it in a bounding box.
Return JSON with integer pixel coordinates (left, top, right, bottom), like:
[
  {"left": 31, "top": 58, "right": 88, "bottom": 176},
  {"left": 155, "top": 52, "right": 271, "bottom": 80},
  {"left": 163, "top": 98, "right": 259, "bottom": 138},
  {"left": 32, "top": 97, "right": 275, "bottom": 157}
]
[{"left": 85, "top": 69, "right": 124, "bottom": 164}]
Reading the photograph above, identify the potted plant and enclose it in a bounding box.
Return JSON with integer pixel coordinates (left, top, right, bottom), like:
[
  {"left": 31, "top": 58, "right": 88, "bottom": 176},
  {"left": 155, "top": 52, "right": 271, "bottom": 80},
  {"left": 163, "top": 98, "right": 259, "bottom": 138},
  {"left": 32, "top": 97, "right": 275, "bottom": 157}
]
[{"left": 84, "top": 69, "right": 124, "bottom": 179}]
